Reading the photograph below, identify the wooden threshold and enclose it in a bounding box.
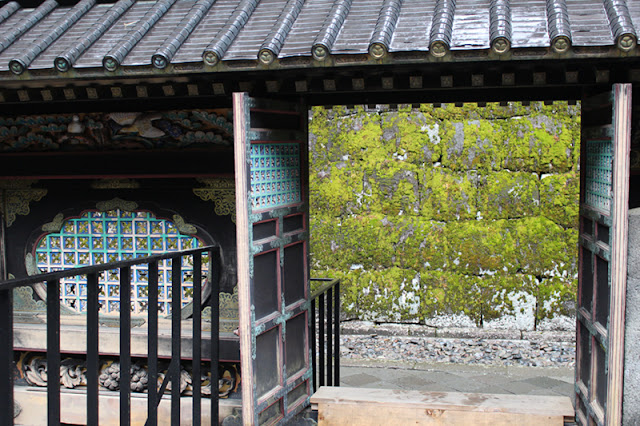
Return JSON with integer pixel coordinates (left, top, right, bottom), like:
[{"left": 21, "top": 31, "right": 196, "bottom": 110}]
[{"left": 310, "top": 386, "right": 575, "bottom": 426}]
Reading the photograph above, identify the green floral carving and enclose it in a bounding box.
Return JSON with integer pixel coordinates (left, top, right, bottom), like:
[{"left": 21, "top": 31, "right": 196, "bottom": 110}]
[
  {"left": 14, "top": 286, "right": 46, "bottom": 312},
  {"left": 172, "top": 215, "right": 197, "bottom": 235},
  {"left": 42, "top": 213, "right": 64, "bottom": 232}
]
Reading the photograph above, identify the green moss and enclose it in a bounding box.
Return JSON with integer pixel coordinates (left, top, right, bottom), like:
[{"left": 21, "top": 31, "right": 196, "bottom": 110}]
[
  {"left": 367, "top": 162, "right": 421, "bottom": 215},
  {"left": 309, "top": 103, "right": 580, "bottom": 325},
  {"left": 512, "top": 217, "right": 576, "bottom": 275},
  {"left": 421, "top": 270, "right": 516, "bottom": 326},
  {"left": 444, "top": 220, "right": 518, "bottom": 275},
  {"left": 539, "top": 171, "right": 580, "bottom": 228},
  {"left": 477, "top": 171, "right": 540, "bottom": 220},
  {"left": 420, "top": 169, "right": 478, "bottom": 220},
  {"left": 517, "top": 274, "right": 577, "bottom": 326}
]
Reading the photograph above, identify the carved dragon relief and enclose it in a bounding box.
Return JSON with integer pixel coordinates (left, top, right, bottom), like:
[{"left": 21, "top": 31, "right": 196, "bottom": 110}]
[
  {"left": 0, "top": 180, "right": 47, "bottom": 227},
  {"left": 193, "top": 178, "right": 236, "bottom": 223}
]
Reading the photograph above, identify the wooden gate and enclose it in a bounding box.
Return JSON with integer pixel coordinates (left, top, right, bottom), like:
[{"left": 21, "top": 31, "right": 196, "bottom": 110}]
[
  {"left": 577, "top": 84, "right": 631, "bottom": 425},
  {"left": 233, "top": 93, "right": 311, "bottom": 425}
]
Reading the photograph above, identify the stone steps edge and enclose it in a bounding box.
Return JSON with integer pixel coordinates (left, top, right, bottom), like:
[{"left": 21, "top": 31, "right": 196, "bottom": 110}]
[{"left": 339, "top": 321, "right": 575, "bottom": 343}]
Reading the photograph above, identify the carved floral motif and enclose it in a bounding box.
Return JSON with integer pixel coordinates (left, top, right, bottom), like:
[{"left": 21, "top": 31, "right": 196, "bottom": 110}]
[
  {"left": 193, "top": 178, "right": 236, "bottom": 222},
  {"left": 202, "top": 286, "right": 239, "bottom": 333},
  {"left": 19, "top": 352, "right": 240, "bottom": 398},
  {"left": 91, "top": 179, "right": 141, "bottom": 189},
  {"left": 96, "top": 198, "right": 138, "bottom": 212},
  {"left": 0, "top": 180, "right": 47, "bottom": 227},
  {"left": 0, "top": 110, "right": 233, "bottom": 153}
]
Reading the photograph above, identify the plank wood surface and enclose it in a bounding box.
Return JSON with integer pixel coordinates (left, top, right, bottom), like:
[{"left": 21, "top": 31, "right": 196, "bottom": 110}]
[{"left": 311, "top": 386, "right": 574, "bottom": 425}]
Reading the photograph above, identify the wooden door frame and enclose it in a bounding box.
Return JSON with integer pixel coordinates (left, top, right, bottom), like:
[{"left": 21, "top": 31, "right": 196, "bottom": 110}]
[{"left": 605, "top": 83, "right": 632, "bottom": 425}]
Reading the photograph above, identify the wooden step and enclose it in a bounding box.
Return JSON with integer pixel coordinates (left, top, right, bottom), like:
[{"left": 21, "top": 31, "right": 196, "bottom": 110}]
[{"left": 311, "top": 386, "right": 575, "bottom": 425}]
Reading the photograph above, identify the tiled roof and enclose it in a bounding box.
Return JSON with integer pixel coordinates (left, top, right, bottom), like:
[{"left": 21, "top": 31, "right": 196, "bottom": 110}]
[{"left": 0, "top": 0, "right": 637, "bottom": 79}]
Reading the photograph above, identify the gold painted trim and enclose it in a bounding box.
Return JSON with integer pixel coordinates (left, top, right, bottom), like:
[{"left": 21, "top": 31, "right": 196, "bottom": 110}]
[
  {"left": 193, "top": 178, "right": 236, "bottom": 222},
  {"left": 96, "top": 198, "right": 138, "bottom": 212},
  {"left": 0, "top": 180, "right": 47, "bottom": 227}
]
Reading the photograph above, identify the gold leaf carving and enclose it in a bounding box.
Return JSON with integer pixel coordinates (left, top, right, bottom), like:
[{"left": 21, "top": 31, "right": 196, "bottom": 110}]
[
  {"left": 0, "top": 180, "right": 47, "bottom": 227},
  {"left": 219, "top": 285, "right": 239, "bottom": 320},
  {"left": 91, "top": 179, "right": 140, "bottom": 189},
  {"left": 193, "top": 178, "right": 236, "bottom": 222},
  {"left": 96, "top": 198, "right": 138, "bottom": 212},
  {"left": 202, "top": 286, "right": 238, "bottom": 332}
]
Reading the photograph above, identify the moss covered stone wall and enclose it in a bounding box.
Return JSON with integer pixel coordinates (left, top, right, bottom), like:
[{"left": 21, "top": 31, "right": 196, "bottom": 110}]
[{"left": 309, "top": 102, "right": 580, "bottom": 329}]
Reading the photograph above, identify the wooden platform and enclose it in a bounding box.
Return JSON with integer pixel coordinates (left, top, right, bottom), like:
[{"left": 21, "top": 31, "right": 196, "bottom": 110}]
[
  {"left": 310, "top": 386, "right": 575, "bottom": 425},
  {"left": 14, "top": 386, "right": 241, "bottom": 425}
]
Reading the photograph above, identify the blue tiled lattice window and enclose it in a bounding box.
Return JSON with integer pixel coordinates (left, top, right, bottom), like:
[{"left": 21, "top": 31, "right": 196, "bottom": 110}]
[
  {"left": 585, "top": 139, "right": 613, "bottom": 213},
  {"left": 250, "top": 142, "right": 301, "bottom": 210},
  {"left": 34, "top": 210, "right": 206, "bottom": 315}
]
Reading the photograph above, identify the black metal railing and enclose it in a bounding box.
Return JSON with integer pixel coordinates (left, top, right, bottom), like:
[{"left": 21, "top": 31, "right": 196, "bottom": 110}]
[
  {"left": 0, "top": 245, "right": 221, "bottom": 426},
  {"left": 310, "top": 278, "right": 340, "bottom": 392}
]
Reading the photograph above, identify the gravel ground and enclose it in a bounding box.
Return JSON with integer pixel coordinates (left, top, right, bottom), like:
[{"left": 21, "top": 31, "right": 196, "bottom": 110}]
[{"left": 338, "top": 322, "right": 576, "bottom": 368}]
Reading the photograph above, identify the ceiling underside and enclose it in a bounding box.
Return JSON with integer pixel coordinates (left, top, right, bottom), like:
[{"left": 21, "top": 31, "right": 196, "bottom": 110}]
[{"left": 0, "top": 0, "right": 637, "bottom": 87}]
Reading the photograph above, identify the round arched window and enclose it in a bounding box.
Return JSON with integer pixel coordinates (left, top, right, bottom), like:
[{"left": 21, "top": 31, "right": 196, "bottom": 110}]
[{"left": 34, "top": 209, "right": 206, "bottom": 315}]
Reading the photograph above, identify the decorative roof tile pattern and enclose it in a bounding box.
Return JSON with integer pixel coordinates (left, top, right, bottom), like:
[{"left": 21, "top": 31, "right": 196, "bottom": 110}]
[{"left": 0, "top": 0, "right": 636, "bottom": 79}]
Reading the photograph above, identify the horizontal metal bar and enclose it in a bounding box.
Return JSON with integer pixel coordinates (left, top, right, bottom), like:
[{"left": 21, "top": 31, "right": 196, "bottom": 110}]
[
  {"left": 310, "top": 278, "right": 340, "bottom": 300},
  {"left": 0, "top": 245, "right": 217, "bottom": 289}
]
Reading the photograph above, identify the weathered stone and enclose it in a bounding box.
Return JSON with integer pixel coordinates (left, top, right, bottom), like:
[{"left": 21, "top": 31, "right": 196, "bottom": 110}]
[
  {"left": 539, "top": 171, "right": 579, "bottom": 228},
  {"left": 477, "top": 171, "right": 540, "bottom": 220},
  {"left": 309, "top": 103, "right": 579, "bottom": 326},
  {"left": 420, "top": 169, "right": 478, "bottom": 220}
]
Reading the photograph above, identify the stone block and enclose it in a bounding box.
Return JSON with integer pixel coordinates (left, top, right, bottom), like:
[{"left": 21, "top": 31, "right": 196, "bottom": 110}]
[
  {"left": 477, "top": 171, "right": 540, "bottom": 220},
  {"left": 420, "top": 169, "right": 479, "bottom": 221},
  {"left": 539, "top": 172, "right": 579, "bottom": 228}
]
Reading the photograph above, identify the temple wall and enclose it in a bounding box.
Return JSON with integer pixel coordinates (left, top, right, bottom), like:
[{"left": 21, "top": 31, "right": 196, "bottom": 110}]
[{"left": 623, "top": 208, "right": 640, "bottom": 422}]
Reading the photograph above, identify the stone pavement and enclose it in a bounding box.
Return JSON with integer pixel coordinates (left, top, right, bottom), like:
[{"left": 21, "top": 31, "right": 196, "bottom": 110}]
[{"left": 339, "top": 359, "right": 575, "bottom": 401}]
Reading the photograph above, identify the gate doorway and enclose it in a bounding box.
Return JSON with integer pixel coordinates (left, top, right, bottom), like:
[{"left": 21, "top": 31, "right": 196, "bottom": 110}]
[{"left": 307, "top": 83, "right": 633, "bottom": 426}]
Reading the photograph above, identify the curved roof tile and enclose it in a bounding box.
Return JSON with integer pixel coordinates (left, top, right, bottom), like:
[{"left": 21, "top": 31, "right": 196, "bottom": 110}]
[
  {"left": 259, "top": 0, "right": 305, "bottom": 63},
  {"left": 102, "top": 0, "right": 176, "bottom": 71},
  {"left": 603, "top": 0, "right": 637, "bottom": 50},
  {"left": 0, "top": 0, "right": 57, "bottom": 55},
  {"left": 489, "top": 0, "right": 511, "bottom": 53},
  {"left": 152, "top": 0, "right": 217, "bottom": 69},
  {"left": 312, "top": 0, "right": 353, "bottom": 60},
  {"left": 0, "top": 0, "right": 631, "bottom": 80},
  {"left": 369, "top": 0, "right": 404, "bottom": 57},
  {"left": 202, "top": 0, "right": 260, "bottom": 65},
  {"left": 0, "top": 2, "right": 20, "bottom": 26},
  {"left": 54, "top": 0, "right": 135, "bottom": 72},
  {"left": 430, "top": 0, "right": 456, "bottom": 55},
  {"left": 9, "top": 0, "right": 95, "bottom": 75}
]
